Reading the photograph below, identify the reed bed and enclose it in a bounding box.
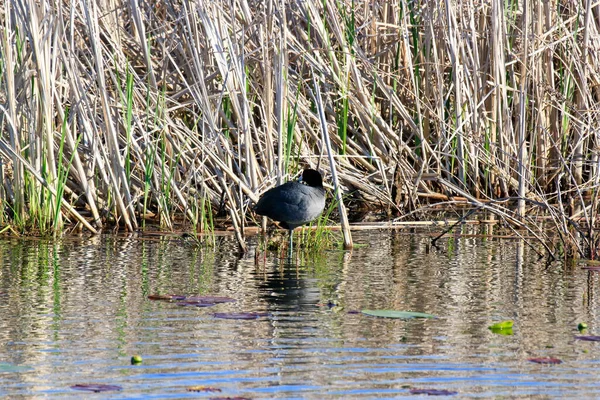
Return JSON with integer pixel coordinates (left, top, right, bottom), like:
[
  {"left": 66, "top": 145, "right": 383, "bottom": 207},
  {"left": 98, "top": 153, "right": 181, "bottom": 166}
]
[{"left": 1, "top": 0, "right": 599, "bottom": 257}]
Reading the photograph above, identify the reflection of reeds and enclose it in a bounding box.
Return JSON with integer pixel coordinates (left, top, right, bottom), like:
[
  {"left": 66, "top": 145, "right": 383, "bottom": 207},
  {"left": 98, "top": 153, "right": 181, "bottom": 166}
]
[{"left": 1, "top": 0, "right": 599, "bottom": 256}]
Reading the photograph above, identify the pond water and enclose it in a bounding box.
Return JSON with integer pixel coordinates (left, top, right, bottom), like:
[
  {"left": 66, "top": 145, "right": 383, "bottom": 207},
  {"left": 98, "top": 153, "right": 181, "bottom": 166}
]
[{"left": 1, "top": 230, "right": 599, "bottom": 399}]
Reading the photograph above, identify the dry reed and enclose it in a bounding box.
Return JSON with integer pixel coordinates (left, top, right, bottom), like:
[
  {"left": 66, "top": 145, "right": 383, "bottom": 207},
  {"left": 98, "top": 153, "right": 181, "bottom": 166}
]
[{"left": 1, "top": 0, "right": 599, "bottom": 256}]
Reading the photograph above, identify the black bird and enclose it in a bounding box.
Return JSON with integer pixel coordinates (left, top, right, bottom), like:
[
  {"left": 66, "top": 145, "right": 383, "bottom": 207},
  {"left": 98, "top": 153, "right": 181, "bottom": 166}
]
[{"left": 255, "top": 169, "right": 326, "bottom": 252}]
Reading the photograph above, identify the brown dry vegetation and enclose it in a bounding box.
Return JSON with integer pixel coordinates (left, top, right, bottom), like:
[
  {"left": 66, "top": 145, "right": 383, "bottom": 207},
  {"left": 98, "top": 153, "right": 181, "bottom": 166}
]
[{"left": 1, "top": 0, "right": 600, "bottom": 256}]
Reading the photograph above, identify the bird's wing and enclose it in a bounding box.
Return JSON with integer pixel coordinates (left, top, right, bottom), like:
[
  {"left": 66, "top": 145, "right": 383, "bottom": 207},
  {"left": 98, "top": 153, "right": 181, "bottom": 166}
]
[{"left": 255, "top": 183, "right": 308, "bottom": 222}]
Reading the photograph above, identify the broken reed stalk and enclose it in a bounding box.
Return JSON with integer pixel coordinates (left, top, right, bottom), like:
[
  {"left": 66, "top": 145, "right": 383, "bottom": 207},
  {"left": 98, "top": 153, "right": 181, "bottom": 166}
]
[{"left": 1, "top": 0, "right": 599, "bottom": 257}]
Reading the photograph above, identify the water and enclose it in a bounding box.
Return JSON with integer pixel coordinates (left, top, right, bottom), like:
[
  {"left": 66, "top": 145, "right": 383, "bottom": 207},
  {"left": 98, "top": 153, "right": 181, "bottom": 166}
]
[{"left": 1, "top": 231, "right": 599, "bottom": 399}]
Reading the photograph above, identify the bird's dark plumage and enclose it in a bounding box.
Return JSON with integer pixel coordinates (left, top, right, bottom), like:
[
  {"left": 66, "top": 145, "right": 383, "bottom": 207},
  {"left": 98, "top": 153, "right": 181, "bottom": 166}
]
[{"left": 255, "top": 169, "right": 326, "bottom": 251}]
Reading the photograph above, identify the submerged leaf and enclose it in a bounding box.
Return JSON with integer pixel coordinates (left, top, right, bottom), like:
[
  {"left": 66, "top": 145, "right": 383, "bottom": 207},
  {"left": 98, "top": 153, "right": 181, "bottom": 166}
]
[
  {"left": 528, "top": 357, "right": 562, "bottom": 364},
  {"left": 410, "top": 388, "right": 458, "bottom": 396},
  {"left": 361, "top": 310, "right": 436, "bottom": 319},
  {"left": 213, "top": 312, "right": 270, "bottom": 320},
  {"left": 575, "top": 335, "right": 600, "bottom": 342},
  {"left": 71, "top": 384, "right": 122, "bottom": 393}
]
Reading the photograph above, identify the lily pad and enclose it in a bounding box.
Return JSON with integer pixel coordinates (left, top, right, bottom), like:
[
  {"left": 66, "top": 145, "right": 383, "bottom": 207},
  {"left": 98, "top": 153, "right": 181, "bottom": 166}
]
[
  {"left": 213, "top": 312, "right": 270, "bottom": 320},
  {"left": 410, "top": 388, "right": 458, "bottom": 395},
  {"left": 71, "top": 384, "right": 123, "bottom": 393},
  {"left": 528, "top": 357, "right": 562, "bottom": 364},
  {"left": 575, "top": 335, "right": 600, "bottom": 342},
  {"left": 361, "top": 310, "right": 436, "bottom": 319}
]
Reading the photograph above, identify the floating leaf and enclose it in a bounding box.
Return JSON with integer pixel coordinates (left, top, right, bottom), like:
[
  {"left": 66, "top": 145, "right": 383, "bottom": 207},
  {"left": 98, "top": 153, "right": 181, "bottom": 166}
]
[
  {"left": 213, "top": 312, "right": 270, "bottom": 320},
  {"left": 317, "top": 300, "right": 336, "bottom": 308},
  {"left": 582, "top": 266, "right": 600, "bottom": 271},
  {"left": 185, "top": 296, "right": 236, "bottom": 304},
  {"left": 147, "top": 294, "right": 171, "bottom": 301},
  {"left": 361, "top": 310, "right": 436, "bottom": 319},
  {"left": 177, "top": 301, "right": 218, "bottom": 308},
  {"left": 0, "top": 363, "right": 33, "bottom": 372},
  {"left": 147, "top": 294, "right": 186, "bottom": 301},
  {"left": 131, "top": 355, "right": 142, "bottom": 365},
  {"left": 410, "top": 388, "right": 458, "bottom": 396},
  {"left": 575, "top": 335, "right": 600, "bottom": 342},
  {"left": 187, "top": 386, "right": 221, "bottom": 392},
  {"left": 528, "top": 357, "right": 562, "bottom": 364},
  {"left": 488, "top": 320, "right": 514, "bottom": 335},
  {"left": 489, "top": 327, "right": 513, "bottom": 335},
  {"left": 488, "top": 320, "right": 513, "bottom": 330},
  {"left": 149, "top": 294, "right": 236, "bottom": 306},
  {"left": 208, "top": 397, "right": 252, "bottom": 400},
  {"left": 580, "top": 259, "right": 600, "bottom": 266},
  {"left": 71, "top": 384, "right": 122, "bottom": 393}
]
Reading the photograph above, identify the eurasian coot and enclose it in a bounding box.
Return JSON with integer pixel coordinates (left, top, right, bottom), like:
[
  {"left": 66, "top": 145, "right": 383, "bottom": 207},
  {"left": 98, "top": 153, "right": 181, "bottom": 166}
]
[{"left": 255, "top": 169, "right": 326, "bottom": 252}]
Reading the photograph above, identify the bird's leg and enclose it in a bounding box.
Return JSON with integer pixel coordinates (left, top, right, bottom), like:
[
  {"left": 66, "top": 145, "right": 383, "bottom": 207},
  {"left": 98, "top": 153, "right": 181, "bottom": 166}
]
[{"left": 288, "top": 229, "right": 294, "bottom": 257}]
